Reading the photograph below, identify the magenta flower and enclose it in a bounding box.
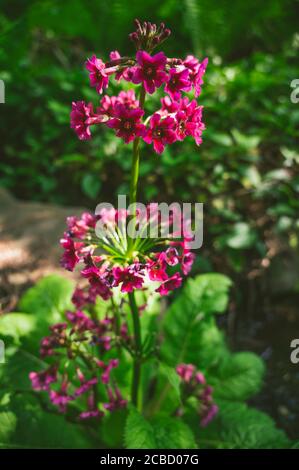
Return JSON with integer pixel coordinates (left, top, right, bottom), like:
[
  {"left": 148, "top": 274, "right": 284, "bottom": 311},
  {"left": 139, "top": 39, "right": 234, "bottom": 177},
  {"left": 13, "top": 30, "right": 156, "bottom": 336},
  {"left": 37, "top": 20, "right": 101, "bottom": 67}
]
[
  {"left": 175, "top": 98, "right": 205, "bottom": 145},
  {"left": 49, "top": 388, "right": 73, "bottom": 413},
  {"left": 176, "top": 364, "right": 195, "bottom": 383},
  {"left": 113, "top": 265, "right": 144, "bottom": 293},
  {"left": 74, "top": 377, "right": 98, "bottom": 397},
  {"left": 193, "top": 57, "right": 208, "bottom": 97},
  {"left": 200, "top": 403, "right": 219, "bottom": 427},
  {"left": 79, "top": 409, "right": 104, "bottom": 420},
  {"left": 106, "top": 105, "right": 146, "bottom": 143},
  {"left": 79, "top": 409, "right": 104, "bottom": 421},
  {"left": 147, "top": 254, "right": 168, "bottom": 282},
  {"left": 181, "top": 251, "right": 195, "bottom": 275},
  {"left": 160, "top": 96, "right": 180, "bottom": 114},
  {"left": 165, "top": 67, "right": 191, "bottom": 100},
  {"left": 67, "top": 212, "right": 95, "bottom": 239},
  {"left": 117, "top": 90, "right": 139, "bottom": 109},
  {"left": 86, "top": 55, "right": 109, "bottom": 94},
  {"left": 165, "top": 247, "right": 179, "bottom": 266},
  {"left": 109, "top": 50, "right": 131, "bottom": 82},
  {"left": 70, "top": 101, "right": 100, "bottom": 141},
  {"left": 184, "top": 55, "right": 200, "bottom": 78},
  {"left": 143, "top": 113, "right": 177, "bottom": 154},
  {"left": 132, "top": 51, "right": 168, "bottom": 94},
  {"left": 66, "top": 309, "right": 95, "bottom": 332},
  {"left": 103, "top": 386, "right": 127, "bottom": 411},
  {"left": 29, "top": 366, "right": 58, "bottom": 391},
  {"left": 195, "top": 372, "right": 206, "bottom": 385},
  {"left": 156, "top": 272, "right": 182, "bottom": 296},
  {"left": 100, "top": 358, "right": 119, "bottom": 384},
  {"left": 60, "top": 235, "right": 82, "bottom": 271},
  {"left": 98, "top": 95, "right": 118, "bottom": 116},
  {"left": 81, "top": 266, "right": 112, "bottom": 300}
]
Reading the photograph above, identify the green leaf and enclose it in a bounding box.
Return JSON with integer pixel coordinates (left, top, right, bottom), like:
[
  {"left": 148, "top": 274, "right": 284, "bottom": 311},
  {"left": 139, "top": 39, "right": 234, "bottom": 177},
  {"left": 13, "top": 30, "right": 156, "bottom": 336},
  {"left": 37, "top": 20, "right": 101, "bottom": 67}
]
[
  {"left": 124, "top": 407, "right": 196, "bottom": 449},
  {"left": 151, "top": 417, "right": 197, "bottom": 449},
  {"left": 161, "top": 274, "right": 231, "bottom": 367},
  {"left": 124, "top": 407, "right": 156, "bottom": 449},
  {"left": 210, "top": 352, "right": 265, "bottom": 401},
  {"left": 1, "top": 349, "right": 47, "bottom": 392},
  {"left": 159, "top": 363, "right": 181, "bottom": 401},
  {"left": 1, "top": 394, "right": 92, "bottom": 449},
  {"left": 19, "top": 275, "right": 74, "bottom": 324},
  {"left": 0, "top": 314, "right": 36, "bottom": 343},
  {"left": 198, "top": 402, "right": 290, "bottom": 449},
  {"left": 100, "top": 408, "right": 128, "bottom": 448},
  {"left": 81, "top": 173, "right": 101, "bottom": 199},
  {"left": 226, "top": 222, "right": 257, "bottom": 249},
  {"left": 0, "top": 412, "right": 17, "bottom": 444}
]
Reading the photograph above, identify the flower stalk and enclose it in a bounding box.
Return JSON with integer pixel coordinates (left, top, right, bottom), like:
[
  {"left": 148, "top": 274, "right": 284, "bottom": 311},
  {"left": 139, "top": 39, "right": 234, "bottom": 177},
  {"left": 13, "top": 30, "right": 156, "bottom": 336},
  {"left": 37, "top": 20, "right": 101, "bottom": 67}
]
[{"left": 128, "top": 291, "right": 143, "bottom": 410}]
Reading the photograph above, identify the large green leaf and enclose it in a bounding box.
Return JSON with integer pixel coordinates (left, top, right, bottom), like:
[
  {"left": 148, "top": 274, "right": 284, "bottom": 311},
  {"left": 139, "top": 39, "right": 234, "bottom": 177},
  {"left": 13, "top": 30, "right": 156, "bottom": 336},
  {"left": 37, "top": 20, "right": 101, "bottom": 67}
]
[
  {"left": 0, "top": 314, "right": 36, "bottom": 343},
  {"left": 151, "top": 416, "right": 197, "bottom": 449},
  {"left": 161, "top": 274, "right": 231, "bottom": 367},
  {"left": 1, "top": 348, "right": 48, "bottom": 392},
  {"left": 0, "top": 412, "right": 17, "bottom": 445},
  {"left": 124, "top": 407, "right": 156, "bottom": 449},
  {"left": 197, "top": 402, "right": 290, "bottom": 449},
  {"left": 124, "top": 407, "right": 196, "bottom": 449},
  {"left": 210, "top": 352, "right": 265, "bottom": 401},
  {"left": 0, "top": 394, "right": 92, "bottom": 449},
  {"left": 19, "top": 274, "right": 74, "bottom": 323},
  {"left": 10, "top": 275, "right": 75, "bottom": 353}
]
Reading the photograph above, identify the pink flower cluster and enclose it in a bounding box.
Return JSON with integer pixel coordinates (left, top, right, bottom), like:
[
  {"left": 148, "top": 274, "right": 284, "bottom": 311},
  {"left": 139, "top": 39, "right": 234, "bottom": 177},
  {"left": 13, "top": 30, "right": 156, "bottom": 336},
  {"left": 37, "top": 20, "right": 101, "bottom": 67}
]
[
  {"left": 176, "top": 364, "right": 218, "bottom": 427},
  {"left": 70, "top": 21, "right": 207, "bottom": 154},
  {"left": 29, "top": 296, "right": 129, "bottom": 420},
  {"left": 60, "top": 207, "right": 195, "bottom": 298}
]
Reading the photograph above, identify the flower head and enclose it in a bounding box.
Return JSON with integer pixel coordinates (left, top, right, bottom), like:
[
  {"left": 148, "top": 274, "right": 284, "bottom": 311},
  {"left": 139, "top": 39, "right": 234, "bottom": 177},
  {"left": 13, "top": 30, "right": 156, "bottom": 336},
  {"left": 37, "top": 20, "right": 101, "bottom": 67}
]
[
  {"left": 143, "top": 113, "right": 177, "bottom": 154},
  {"left": 60, "top": 208, "right": 195, "bottom": 299},
  {"left": 86, "top": 55, "right": 109, "bottom": 94},
  {"left": 165, "top": 67, "right": 191, "bottom": 100},
  {"left": 156, "top": 272, "right": 182, "bottom": 296},
  {"left": 70, "top": 101, "right": 101, "bottom": 141},
  {"left": 113, "top": 265, "right": 144, "bottom": 293},
  {"left": 132, "top": 51, "right": 168, "bottom": 94},
  {"left": 106, "top": 105, "right": 145, "bottom": 143},
  {"left": 29, "top": 366, "right": 58, "bottom": 391}
]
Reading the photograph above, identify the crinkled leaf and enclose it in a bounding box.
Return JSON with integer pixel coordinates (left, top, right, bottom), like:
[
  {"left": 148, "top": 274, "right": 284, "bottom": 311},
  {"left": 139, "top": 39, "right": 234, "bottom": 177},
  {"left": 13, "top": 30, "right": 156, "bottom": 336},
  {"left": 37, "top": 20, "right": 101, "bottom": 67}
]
[
  {"left": 125, "top": 407, "right": 196, "bottom": 449},
  {"left": 0, "top": 412, "right": 17, "bottom": 445},
  {"left": 19, "top": 275, "right": 74, "bottom": 323},
  {"left": 197, "top": 402, "right": 290, "bottom": 449},
  {"left": 210, "top": 352, "right": 265, "bottom": 401},
  {"left": 1, "top": 394, "right": 92, "bottom": 449},
  {"left": 125, "top": 407, "right": 156, "bottom": 449}
]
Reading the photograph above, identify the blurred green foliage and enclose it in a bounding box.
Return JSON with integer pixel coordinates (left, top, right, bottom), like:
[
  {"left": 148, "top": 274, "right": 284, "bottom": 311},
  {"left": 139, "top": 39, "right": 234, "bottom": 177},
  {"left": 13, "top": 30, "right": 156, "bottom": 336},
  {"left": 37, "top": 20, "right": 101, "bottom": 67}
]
[{"left": 0, "top": 0, "right": 298, "bottom": 278}]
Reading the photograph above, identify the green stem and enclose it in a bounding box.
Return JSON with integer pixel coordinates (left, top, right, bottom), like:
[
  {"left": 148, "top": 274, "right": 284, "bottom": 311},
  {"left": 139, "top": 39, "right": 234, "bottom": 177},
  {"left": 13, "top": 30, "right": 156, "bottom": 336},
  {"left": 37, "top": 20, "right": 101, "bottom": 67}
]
[
  {"left": 129, "top": 291, "right": 142, "bottom": 410},
  {"left": 127, "top": 86, "right": 146, "bottom": 410},
  {"left": 129, "top": 86, "right": 146, "bottom": 209},
  {"left": 128, "top": 86, "right": 146, "bottom": 253}
]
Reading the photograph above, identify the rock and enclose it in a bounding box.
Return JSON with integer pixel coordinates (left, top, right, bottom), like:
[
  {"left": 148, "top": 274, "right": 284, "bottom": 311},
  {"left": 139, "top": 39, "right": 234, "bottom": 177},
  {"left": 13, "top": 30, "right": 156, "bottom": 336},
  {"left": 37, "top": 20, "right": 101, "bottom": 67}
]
[{"left": 0, "top": 188, "right": 86, "bottom": 312}]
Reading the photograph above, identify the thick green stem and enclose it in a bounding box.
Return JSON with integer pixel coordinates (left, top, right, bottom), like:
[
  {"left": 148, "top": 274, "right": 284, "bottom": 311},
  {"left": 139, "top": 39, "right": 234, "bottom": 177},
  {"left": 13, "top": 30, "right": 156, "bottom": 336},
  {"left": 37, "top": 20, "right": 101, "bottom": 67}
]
[{"left": 129, "top": 291, "right": 142, "bottom": 410}]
